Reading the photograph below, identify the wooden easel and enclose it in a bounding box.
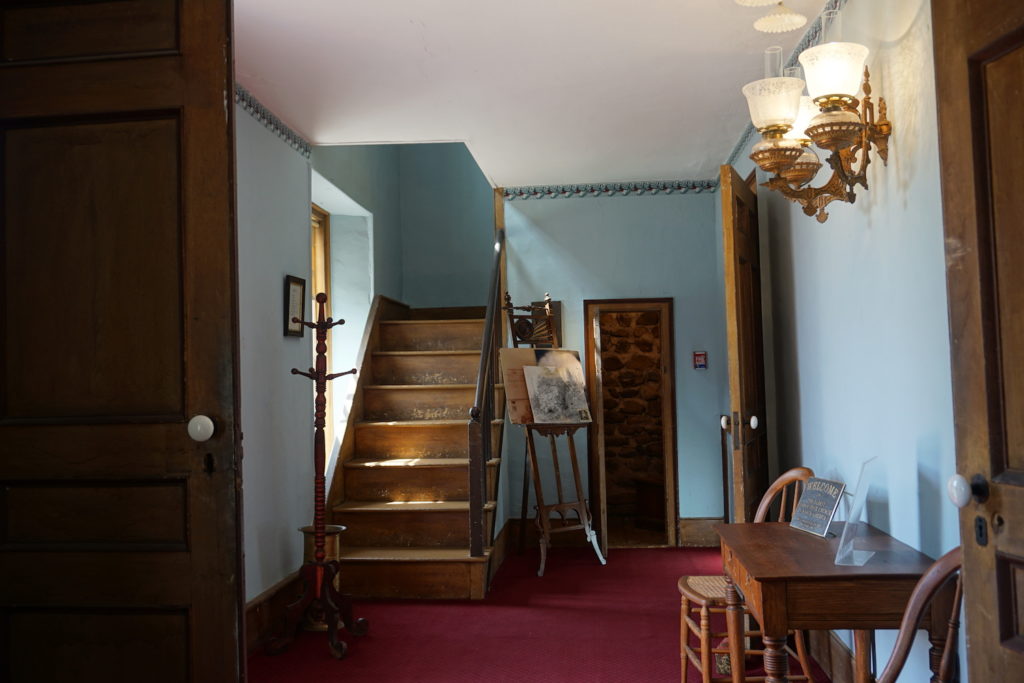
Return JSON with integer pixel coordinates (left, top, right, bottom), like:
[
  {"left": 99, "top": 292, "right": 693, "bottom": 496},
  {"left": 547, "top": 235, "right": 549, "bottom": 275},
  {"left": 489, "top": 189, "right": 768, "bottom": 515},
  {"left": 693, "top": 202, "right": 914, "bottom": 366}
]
[
  {"left": 524, "top": 422, "right": 606, "bottom": 577},
  {"left": 269, "top": 293, "right": 368, "bottom": 659}
]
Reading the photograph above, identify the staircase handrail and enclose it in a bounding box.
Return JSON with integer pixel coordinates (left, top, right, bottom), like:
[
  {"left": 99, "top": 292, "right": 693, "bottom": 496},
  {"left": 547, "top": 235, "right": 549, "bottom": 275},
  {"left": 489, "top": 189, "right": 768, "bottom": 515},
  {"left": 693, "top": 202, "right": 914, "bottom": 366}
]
[{"left": 468, "top": 228, "right": 505, "bottom": 557}]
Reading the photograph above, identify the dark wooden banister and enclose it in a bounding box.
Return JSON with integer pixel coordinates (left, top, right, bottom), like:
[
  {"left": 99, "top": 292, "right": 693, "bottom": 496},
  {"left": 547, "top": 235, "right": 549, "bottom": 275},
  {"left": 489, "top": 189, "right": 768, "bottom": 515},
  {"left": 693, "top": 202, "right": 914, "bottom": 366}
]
[{"left": 468, "top": 228, "right": 505, "bottom": 557}]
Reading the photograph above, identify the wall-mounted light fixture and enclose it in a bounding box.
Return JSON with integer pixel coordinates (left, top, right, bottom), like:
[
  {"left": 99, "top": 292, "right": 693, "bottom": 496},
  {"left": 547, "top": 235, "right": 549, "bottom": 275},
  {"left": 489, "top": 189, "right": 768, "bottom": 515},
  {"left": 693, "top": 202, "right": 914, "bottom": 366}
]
[{"left": 741, "top": 10, "right": 892, "bottom": 222}]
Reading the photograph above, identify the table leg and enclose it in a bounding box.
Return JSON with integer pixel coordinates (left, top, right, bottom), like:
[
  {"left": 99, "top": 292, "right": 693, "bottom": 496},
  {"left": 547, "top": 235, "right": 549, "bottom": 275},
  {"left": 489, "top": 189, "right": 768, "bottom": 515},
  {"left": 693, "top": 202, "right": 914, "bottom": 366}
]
[
  {"left": 853, "top": 630, "right": 873, "bottom": 683},
  {"left": 725, "top": 577, "right": 745, "bottom": 683},
  {"left": 762, "top": 635, "right": 789, "bottom": 683}
]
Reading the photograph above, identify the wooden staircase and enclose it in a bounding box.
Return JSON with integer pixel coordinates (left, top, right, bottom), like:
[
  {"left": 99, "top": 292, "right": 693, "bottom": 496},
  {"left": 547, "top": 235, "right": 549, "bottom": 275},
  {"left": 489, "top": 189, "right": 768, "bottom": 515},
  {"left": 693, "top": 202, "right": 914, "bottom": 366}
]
[{"left": 329, "top": 298, "right": 504, "bottom": 600}]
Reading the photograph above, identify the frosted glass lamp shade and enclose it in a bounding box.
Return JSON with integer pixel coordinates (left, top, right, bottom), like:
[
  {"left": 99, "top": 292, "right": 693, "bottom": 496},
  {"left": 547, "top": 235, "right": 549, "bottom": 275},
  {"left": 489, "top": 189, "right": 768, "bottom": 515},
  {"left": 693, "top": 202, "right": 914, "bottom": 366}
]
[
  {"left": 799, "top": 42, "right": 869, "bottom": 99},
  {"left": 754, "top": 3, "right": 808, "bottom": 34},
  {"left": 784, "top": 96, "right": 818, "bottom": 140},
  {"left": 742, "top": 77, "right": 805, "bottom": 131}
]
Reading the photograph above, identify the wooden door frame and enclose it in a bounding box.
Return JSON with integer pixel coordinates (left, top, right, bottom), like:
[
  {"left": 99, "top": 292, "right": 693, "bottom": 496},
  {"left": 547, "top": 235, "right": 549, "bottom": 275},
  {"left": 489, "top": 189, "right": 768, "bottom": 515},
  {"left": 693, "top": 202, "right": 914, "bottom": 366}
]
[
  {"left": 584, "top": 298, "right": 679, "bottom": 552},
  {"left": 721, "top": 164, "right": 769, "bottom": 523},
  {"left": 311, "top": 203, "right": 334, "bottom": 454},
  {"left": 932, "top": 1, "right": 1024, "bottom": 678}
]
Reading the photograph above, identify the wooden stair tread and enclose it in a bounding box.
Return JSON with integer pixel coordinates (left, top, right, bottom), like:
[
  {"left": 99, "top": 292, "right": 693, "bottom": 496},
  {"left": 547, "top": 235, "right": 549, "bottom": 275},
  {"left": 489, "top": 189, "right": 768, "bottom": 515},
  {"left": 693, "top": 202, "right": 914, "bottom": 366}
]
[
  {"left": 334, "top": 500, "right": 496, "bottom": 513},
  {"left": 364, "top": 383, "right": 504, "bottom": 390},
  {"left": 345, "top": 457, "right": 500, "bottom": 468},
  {"left": 380, "top": 319, "right": 485, "bottom": 325},
  {"left": 357, "top": 419, "right": 503, "bottom": 427},
  {"left": 338, "top": 547, "right": 490, "bottom": 562},
  {"left": 373, "top": 350, "right": 479, "bottom": 356}
]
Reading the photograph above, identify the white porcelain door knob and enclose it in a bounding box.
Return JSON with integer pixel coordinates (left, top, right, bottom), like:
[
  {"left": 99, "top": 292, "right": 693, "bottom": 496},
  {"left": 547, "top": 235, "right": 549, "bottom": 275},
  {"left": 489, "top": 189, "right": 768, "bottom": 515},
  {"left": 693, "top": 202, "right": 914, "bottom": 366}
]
[
  {"left": 721, "top": 415, "right": 731, "bottom": 431},
  {"left": 947, "top": 474, "right": 971, "bottom": 508},
  {"left": 749, "top": 415, "right": 759, "bottom": 430},
  {"left": 187, "top": 415, "right": 215, "bottom": 442}
]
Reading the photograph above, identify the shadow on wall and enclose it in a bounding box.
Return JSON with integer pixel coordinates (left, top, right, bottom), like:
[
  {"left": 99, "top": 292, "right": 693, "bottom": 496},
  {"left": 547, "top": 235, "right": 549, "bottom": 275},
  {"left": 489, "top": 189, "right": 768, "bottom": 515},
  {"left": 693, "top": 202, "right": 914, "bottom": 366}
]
[
  {"left": 915, "top": 435, "right": 946, "bottom": 558},
  {"left": 763, "top": 194, "right": 804, "bottom": 472}
]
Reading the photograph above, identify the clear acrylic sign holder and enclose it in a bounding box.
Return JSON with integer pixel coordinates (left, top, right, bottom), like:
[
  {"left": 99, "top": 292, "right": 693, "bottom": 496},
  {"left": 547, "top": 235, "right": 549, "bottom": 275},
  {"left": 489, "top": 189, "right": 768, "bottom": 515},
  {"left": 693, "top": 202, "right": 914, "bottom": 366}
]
[{"left": 834, "top": 456, "right": 878, "bottom": 567}]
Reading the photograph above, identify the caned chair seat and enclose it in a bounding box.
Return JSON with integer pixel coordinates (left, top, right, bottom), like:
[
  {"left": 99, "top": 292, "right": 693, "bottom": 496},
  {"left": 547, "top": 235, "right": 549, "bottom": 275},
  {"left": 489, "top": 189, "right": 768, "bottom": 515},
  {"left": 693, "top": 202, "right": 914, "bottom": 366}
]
[{"left": 677, "top": 574, "right": 728, "bottom": 605}]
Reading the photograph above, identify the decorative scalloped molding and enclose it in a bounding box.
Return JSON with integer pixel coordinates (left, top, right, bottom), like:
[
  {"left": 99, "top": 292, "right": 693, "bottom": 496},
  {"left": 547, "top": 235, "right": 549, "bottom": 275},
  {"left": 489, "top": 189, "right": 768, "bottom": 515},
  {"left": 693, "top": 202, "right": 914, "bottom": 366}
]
[
  {"left": 504, "top": 179, "right": 719, "bottom": 200},
  {"left": 726, "top": 0, "right": 850, "bottom": 167},
  {"left": 235, "top": 84, "right": 312, "bottom": 159}
]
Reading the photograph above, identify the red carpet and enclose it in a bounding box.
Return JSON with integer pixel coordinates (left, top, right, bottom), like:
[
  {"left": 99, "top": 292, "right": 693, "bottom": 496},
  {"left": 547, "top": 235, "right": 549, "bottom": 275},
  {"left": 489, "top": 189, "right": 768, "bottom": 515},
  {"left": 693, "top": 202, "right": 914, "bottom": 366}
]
[{"left": 247, "top": 547, "right": 829, "bottom": 682}]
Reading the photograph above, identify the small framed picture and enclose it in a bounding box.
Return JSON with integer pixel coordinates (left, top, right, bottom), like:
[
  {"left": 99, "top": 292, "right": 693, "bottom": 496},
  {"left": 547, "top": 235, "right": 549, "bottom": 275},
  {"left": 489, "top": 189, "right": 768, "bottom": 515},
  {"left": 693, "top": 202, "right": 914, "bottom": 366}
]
[{"left": 284, "top": 275, "right": 306, "bottom": 337}]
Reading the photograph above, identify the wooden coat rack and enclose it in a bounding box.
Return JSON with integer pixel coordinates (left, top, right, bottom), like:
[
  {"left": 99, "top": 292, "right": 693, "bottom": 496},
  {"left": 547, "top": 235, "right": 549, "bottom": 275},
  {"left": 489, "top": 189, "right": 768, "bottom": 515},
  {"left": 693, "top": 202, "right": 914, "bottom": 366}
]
[{"left": 269, "top": 292, "right": 368, "bottom": 659}]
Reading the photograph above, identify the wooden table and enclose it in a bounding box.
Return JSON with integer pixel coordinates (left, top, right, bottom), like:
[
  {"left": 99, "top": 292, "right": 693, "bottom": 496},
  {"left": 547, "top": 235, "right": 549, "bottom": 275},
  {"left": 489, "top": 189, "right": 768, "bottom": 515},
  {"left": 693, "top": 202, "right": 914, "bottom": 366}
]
[{"left": 716, "top": 522, "right": 953, "bottom": 683}]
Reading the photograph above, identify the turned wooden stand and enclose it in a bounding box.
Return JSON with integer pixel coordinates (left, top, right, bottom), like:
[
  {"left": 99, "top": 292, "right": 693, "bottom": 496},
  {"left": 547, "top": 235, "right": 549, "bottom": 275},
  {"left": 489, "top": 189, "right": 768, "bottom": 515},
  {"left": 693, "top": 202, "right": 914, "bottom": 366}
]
[
  {"left": 268, "top": 293, "right": 368, "bottom": 659},
  {"left": 525, "top": 423, "right": 606, "bottom": 576}
]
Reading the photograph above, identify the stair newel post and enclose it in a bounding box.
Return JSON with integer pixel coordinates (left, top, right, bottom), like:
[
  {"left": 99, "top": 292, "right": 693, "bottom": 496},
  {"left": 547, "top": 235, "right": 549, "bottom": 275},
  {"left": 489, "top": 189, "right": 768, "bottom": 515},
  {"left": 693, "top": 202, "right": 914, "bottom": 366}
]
[{"left": 270, "top": 291, "right": 368, "bottom": 659}]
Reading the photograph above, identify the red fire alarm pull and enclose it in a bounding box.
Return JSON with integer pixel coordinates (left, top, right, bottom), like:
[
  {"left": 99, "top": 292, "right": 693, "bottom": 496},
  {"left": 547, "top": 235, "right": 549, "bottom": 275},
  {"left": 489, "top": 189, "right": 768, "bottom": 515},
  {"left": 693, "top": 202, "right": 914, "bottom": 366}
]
[{"left": 693, "top": 351, "right": 708, "bottom": 370}]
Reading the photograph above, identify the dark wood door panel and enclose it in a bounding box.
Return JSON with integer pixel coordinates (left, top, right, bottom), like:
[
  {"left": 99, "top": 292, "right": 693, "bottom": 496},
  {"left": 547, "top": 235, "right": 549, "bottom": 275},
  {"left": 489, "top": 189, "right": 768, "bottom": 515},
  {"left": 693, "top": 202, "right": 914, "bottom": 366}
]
[
  {"left": 0, "top": 59, "right": 185, "bottom": 120},
  {"left": 5, "top": 608, "right": 188, "bottom": 683},
  {"left": 982, "top": 39, "right": 1024, "bottom": 478},
  {"left": 2, "top": 479, "right": 188, "bottom": 549},
  {"left": 1, "top": 0, "right": 179, "bottom": 64},
  {"left": 3, "top": 115, "right": 185, "bottom": 423},
  {"left": 0, "top": 423, "right": 190, "bottom": 477},
  {"left": 1, "top": 552, "right": 190, "bottom": 605}
]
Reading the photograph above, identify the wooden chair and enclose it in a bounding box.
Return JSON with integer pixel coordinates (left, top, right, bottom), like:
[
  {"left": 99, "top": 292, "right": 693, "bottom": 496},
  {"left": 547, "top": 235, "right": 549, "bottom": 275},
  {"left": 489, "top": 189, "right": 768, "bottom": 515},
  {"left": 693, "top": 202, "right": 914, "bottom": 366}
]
[
  {"left": 677, "top": 467, "right": 815, "bottom": 682},
  {"left": 503, "top": 292, "right": 559, "bottom": 348},
  {"left": 877, "top": 546, "right": 962, "bottom": 683}
]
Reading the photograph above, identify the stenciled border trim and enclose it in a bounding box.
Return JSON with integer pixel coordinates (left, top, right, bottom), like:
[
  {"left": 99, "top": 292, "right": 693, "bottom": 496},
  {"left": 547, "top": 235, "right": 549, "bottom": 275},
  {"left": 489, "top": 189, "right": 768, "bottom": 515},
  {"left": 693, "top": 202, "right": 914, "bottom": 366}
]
[
  {"left": 726, "top": 0, "right": 850, "bottom": 167},
  {"left": 235, "top": 84, "right": 312, "bottom": 159},
  {"left": 504, "top": 179, "right": 719, "bottom": 200}
]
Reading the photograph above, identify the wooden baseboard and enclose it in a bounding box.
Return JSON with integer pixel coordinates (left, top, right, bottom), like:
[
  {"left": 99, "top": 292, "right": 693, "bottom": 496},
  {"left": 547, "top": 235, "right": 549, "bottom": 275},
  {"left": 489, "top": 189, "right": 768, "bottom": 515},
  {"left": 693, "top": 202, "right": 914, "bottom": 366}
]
[
  {"left": 244, "top": 571, "right": 303, "bottom": 655},
  {"left": 487, "top": 521, "right": 511, "bottom": 586},
  {"left": 807, "top": 629, "right": 856, "bottom": 683},
  {"left": 677, "top": 517, "right": 724, "bottom": 547}
]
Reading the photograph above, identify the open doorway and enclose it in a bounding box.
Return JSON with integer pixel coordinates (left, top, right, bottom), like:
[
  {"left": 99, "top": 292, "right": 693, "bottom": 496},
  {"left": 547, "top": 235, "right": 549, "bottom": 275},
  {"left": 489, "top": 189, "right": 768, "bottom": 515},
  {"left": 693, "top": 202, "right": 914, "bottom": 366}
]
[{"left": 585, "top": 299, "right": 677, "bottom": 549}]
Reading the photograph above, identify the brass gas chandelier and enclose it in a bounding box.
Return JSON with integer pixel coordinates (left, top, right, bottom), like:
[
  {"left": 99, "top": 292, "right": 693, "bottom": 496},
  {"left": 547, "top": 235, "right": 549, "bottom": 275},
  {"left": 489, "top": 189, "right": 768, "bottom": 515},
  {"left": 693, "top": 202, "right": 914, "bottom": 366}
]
[{"left": 742, "top": 10, "right": 892, "bottom": 222}]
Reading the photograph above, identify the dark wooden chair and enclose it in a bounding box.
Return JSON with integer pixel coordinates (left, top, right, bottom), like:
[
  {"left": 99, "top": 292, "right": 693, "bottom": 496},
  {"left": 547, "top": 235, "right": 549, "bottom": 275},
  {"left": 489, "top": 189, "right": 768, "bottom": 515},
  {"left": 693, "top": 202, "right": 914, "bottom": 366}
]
[
  {"left": 503, "top": 292, "right": 558, "bottom": 348},
  {"left": 877, "top": 546, "right": 963, "bottom": 683},
  {"left": 677, "top": 467, "right": 815, "bottom": 683}
]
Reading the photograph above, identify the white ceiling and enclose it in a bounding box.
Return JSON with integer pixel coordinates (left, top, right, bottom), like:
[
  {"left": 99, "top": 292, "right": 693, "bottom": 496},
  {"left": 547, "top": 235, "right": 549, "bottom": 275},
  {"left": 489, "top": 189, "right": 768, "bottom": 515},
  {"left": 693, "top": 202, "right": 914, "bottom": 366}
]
[{"left": 234, "top": 0, "right": 826, "bottom": 187}]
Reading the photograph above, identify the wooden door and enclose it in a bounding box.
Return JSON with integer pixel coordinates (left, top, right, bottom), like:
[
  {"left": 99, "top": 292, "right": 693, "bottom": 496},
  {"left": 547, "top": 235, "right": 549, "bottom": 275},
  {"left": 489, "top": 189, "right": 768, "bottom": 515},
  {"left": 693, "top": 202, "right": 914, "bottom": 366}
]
[
  {"left": 0, "top": 2, "right": 242, "bottom": 681},
  {"left": 585, "top": 299, "right": 678, "bottom": 552},
  {"left": 721, "top": 164, "right": 768, "bottom": 523},
  {"left": 932, "top": 2, "right": 1024, "bottom": 678}
]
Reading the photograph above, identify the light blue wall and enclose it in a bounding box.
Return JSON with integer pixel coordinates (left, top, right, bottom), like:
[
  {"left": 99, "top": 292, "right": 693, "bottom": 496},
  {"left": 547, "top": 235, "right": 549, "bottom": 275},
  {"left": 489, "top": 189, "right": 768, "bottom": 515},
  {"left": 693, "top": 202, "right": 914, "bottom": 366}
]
[
  {"left": 326, "top": 214, "right": 373, "bottom": 488},
  {"left": 312, "top": 145, "right": 403, "bottom": 300},
  {"left": 399, "top": 144, "right": 493, "bottom": 308},
  {"left": 762, "top": 1, "right": 957, "bottom": 678},
  {"left": 502, "top": 192, "right": 730, "bottom": 530},
  {"left": 312, "top": 143, "right": 495, "bottom": 309},
  {"left": 235, "top": 104, "right": 314, "bottom": 601}
]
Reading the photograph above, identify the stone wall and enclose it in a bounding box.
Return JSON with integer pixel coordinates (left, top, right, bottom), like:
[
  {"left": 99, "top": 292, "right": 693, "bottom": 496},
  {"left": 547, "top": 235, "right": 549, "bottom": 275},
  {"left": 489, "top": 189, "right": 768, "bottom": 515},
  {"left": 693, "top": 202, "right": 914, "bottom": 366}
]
[{"left": 598, "top": 310, "right": 665, "bottom": 523}]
